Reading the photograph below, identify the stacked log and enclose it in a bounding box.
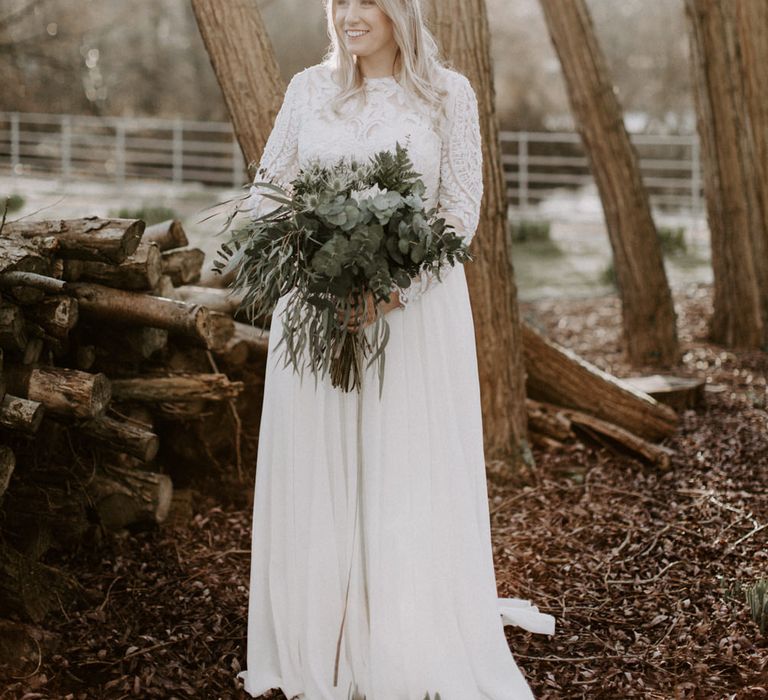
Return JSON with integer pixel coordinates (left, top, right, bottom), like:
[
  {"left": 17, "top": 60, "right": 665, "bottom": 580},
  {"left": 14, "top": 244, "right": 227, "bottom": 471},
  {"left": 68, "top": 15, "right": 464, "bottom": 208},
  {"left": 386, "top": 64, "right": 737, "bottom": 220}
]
[{"left": 0, "top": 216, "right": 267, "bottom": 627}]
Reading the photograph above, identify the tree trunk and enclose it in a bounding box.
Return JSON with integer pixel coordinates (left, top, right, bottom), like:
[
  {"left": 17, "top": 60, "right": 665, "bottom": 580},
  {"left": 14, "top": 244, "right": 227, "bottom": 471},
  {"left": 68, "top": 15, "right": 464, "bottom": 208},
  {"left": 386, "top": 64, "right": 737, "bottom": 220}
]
[
  {"left": 190, "top": 0, "right": 285, "bottom": 169},
  {"left": 424, "top": 0, "right": 530, "bottom": 464},
  {"left": 684, "top": 0, "right": 767, "bottom": 347},
  {"left": 734, "top": 0, "right": 768, "bottom": 338},
  {"left": 523, "top": 324, "right": 677, "bottom": 441},
  {"left": 538, "top": 0, "right": 679, "bottom": 366}
]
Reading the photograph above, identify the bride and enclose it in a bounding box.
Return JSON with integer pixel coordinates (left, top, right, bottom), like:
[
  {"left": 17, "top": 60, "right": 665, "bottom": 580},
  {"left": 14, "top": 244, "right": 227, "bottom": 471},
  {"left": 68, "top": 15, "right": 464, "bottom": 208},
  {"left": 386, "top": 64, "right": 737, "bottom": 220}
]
[{"left": 237, "top": 0, "right": 555, "bottom": 698}]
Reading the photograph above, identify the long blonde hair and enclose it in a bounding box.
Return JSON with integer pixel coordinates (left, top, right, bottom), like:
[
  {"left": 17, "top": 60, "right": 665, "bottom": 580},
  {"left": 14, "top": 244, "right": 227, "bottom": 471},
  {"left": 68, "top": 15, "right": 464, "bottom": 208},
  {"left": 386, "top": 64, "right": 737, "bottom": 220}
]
[{"left": 321, "top": 0, "right": 452, "bottom": 140}]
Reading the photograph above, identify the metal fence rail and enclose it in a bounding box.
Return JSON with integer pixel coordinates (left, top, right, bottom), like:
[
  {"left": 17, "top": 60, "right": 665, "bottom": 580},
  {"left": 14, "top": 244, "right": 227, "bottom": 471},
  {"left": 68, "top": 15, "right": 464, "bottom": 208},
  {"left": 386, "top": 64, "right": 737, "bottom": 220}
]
[{"left": 0, "top": 111, "right": 704, "bottom": 219}]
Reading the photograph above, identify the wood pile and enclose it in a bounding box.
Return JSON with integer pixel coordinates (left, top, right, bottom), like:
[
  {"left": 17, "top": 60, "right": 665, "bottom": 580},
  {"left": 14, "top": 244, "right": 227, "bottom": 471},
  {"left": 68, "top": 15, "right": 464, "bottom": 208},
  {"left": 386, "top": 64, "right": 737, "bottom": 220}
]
[{"left": 0, "top": 216, "right": 268, "bottom": 625}]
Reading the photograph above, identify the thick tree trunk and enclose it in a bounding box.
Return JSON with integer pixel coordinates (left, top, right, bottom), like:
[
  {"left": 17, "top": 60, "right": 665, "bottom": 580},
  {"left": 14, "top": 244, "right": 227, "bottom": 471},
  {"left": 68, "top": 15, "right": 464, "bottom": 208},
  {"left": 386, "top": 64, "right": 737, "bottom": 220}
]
[
  {"left": 538, "top": 0, "right": 679, "bottom": 366},
  {"left": 734, "top": 0, "right": 768, "bottom": 337},
  {"left": 190, "top": 0, "right": 285, "bottom": 169},
  {"left": 685, "top": 0, "right": 767, "bottom": 347},
  {"left": 523, "top": 324, "right": 677, "bottom": 441},
  {"left": 425, "top": 0, "right": 530, "bottom": 464}
]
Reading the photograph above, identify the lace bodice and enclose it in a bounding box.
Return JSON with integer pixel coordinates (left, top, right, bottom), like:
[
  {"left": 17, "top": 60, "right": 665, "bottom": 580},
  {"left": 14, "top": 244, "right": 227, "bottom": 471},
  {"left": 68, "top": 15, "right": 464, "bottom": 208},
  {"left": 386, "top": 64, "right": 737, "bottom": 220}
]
[{"left": 247, "top": 61, "right": 483, "bottom": 307}]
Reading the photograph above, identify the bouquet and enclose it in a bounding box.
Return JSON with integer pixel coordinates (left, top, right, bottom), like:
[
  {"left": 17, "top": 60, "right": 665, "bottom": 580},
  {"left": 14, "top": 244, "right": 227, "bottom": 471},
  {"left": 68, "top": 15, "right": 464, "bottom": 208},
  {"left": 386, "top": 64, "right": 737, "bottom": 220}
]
[{"left": 212, "top": 142, "right": 471, "bottom": 399}]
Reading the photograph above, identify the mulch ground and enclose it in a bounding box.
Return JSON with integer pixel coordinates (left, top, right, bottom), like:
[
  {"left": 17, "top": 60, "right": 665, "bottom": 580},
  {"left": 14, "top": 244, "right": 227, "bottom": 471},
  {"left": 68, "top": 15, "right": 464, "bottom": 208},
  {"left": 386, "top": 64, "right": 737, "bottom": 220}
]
[{"left": 2, "top": 282, "right": 767, "bottom": 700}]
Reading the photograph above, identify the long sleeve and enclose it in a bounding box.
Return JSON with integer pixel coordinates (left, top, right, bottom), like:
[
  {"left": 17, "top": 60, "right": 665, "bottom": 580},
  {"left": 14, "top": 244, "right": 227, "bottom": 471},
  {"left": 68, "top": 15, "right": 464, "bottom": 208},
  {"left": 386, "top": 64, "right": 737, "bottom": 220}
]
[
  {"left": 395, "top": 73, "right": 484, "bottom": 307},
  {"left": 247, "top": 70, "right": 307, "bottom": 221}
]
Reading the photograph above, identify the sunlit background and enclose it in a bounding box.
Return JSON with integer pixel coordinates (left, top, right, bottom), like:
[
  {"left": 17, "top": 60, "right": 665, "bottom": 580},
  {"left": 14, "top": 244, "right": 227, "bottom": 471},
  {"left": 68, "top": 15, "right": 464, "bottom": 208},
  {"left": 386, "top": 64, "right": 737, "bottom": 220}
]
[{"left": 0, "top": 0, "right": 709, "bottom": 299}]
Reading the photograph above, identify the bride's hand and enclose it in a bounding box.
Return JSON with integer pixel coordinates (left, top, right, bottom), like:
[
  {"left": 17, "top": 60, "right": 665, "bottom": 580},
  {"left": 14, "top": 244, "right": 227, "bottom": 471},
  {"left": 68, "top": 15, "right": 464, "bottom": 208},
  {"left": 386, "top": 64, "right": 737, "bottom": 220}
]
[{"left": 337, "top": 289, "right": 402, "bottom": 331}]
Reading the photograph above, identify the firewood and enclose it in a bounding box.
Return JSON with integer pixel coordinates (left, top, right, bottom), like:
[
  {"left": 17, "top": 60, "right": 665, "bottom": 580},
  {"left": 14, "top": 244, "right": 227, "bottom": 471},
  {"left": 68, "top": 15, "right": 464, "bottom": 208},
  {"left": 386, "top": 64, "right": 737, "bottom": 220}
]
[
  {"left": 64, "top": 241, "right": 163, "bottom": 291},
  {"left": 142, "top": 219, "right": 188, "bottom": 251},
  {"left": 67, "top": 282, "right": 213, "bottom": 346},
  {"left": 161, "top": 247, "right": 206, "bottom": 286},
  {"left": 522, "top": 323, "right": 677, "bottom": 441},
  {"left": 1, "top": 479, "right": 92, "bottom": 559},
  {"left": 111, "top": 373, "right": 244, "bottom": 402},
  {"left": 0, "top": 543, "right": 84, "bottom": 622},
  {"left": 26, "top": 296, "right": 79, "bottom": 341},
  {"left": 175, "top": 285, "right": 244, "bottom": 314},
  {"left": 0, "top": 446, "right": 14, "bottom": 500},
  {"left": 4, "top": 365, "right": 111, "bottom": 419},
  {"left": 22, "top": 337, "right": 43, "bottom": 365},
  {"left": 623, "top": 374, "right": 706, "bottom": 411},
  {"left": 0, "top": 299, "right": 27, "bottom": 352},
  {"left": 208, "top": 311, "right": 236, "bottom": 352},
  {"left": 214, "top": 334, "right": 250, "bottom": 366},
  {"left": 73, "top": 343, "right": 96, "bottom": 370},
  {"left": 527, "top": 399, "right": 675, "bottom": 468},
  {"left": 0, "top": 233, "right": 57, "bottom": 275},
  {"left": 4, "top": 217, "right": 144, "bottom": 263},
  {"left": 0, "top": 619, "right": 61, "bottom": 676},
  {"left": 88, "top": 323, "right": 169, "bottom": 364},
  {"left": 229, "top": 321, "right": 269, "bottom": 360},
  {"left": 79, "top": 415, "right": 159, "bottom": 462},
  {"left": 152, "top": 274, "right": 178, "bottom": 299},
  {"left": 85, "top": 465, "right": 172, "bottom": 530},
  {"left": 0, "top": 395, "right": 44, "bottom": 433},
  {"left": 0, "top": 271, "right": 65, "bottom": 295}
]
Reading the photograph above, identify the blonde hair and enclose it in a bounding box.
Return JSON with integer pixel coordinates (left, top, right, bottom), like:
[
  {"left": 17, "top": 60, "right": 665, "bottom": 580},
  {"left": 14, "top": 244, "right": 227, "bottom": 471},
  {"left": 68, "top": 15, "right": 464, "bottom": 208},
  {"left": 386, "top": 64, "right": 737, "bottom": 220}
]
[{"left": 321, "top": 0, "right": 452, "bottom": 141}]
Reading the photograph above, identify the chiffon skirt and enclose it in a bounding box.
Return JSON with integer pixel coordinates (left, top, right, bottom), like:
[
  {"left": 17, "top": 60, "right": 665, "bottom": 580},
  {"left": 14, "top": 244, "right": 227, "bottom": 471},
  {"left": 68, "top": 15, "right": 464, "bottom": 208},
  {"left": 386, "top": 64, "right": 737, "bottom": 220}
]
[{"left": 238, "top": 264, "right": 555, "bottom": 700}]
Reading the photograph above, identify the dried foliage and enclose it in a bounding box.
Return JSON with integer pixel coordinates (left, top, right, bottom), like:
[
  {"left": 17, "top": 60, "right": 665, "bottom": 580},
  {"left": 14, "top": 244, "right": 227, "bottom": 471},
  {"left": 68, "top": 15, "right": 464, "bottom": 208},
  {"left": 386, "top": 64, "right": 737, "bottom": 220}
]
[{"left": 2, "top": 282, "right": 766, "bottom": 699}]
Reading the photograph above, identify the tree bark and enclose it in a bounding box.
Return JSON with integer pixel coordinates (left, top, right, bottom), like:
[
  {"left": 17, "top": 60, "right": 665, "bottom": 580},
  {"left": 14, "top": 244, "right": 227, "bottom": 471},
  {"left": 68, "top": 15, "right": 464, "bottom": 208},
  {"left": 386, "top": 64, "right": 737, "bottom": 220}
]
[
  {"left": 68, "top": 282, "right": 213, "bottom": 346},
  {"left": 684, "top": 0, "right": 767, "bottom": 347},
  {"left": 111, "top": 373, "right": 244, "bottom": 403},
  {"left": 4, "top": 217, "right": 144, "bottom": 263},
  {"left": 523, "top": 324, "right": 677, "bottom": 441},
  {"left": 190, "top": 0, "right": 285, "bottom": 169},
  {"left": 4, "top": 365, "right": 111, "bottom": 419},
  {"left": 175, "top": 285, "right": 244, "bottom": 315},
  {"left": 85, "top": 466, "right": 172, "bottom": 530},
  {"left": 538, "top": 0, "right": 679, "bottom": 366},
  {"left": 0, "top": 395, "right": 44, "bottom": 433},
  {"left": 79, "top": 415, "right": 160, "bottom": 462},
  {"left": 65, "top": 242, "right": 163, "bottom": 291},
  {"left": 424, "top": 0, "right": 530, "bottom": 464},
  {"left": 161, "top": 248, "right": 206, "bottom": 287},
  {"left": 142, "top": 219, "right": 189, "bottom": 251}
]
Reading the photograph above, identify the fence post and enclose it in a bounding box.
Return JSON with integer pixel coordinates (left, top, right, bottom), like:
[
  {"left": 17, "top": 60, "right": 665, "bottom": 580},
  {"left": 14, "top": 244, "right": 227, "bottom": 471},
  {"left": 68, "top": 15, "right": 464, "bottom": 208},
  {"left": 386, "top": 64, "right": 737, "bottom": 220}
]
[
  {"left": 519, "top": 131, "right": 529, "bottom": 220},
  {"left": 10, "top": 112, "right": 20, "bottom": 176},
  {"left": 232, "top": 137, "right": 243, "bottom": 189},
  {"left": 691, "top": 135, "right": 702, "bottom": 226},
  {"left": 173, "top": 117, "right": 183, "bottom": 186},
  {"left": 115, "top": 119, "right": 125, "bottom": 186},
  {"left": 61, "top": 114, "right": 71, "bottom": 181}
]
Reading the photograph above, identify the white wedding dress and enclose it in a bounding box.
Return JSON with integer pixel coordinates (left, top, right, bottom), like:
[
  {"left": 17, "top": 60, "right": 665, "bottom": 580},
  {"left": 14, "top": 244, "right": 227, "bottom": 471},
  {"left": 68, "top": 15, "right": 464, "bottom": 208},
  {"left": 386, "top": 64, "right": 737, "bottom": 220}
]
[{"left": 237, "top": 61, "right": 555, "bottom": 700}]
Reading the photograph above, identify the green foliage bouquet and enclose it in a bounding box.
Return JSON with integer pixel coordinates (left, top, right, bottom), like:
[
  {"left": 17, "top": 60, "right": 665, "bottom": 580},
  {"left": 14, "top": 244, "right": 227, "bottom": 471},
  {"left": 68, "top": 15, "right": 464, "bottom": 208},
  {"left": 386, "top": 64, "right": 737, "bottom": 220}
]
[{"left": 212, "top": 142, "right": 471, "bottom": 398}]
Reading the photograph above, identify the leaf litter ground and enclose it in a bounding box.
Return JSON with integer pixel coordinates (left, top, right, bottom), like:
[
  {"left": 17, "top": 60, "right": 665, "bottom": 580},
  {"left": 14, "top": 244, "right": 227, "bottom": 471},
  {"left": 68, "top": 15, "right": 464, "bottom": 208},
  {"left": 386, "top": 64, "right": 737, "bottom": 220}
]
[{"left": 3, "top": 282, "right": 767, "bottom": 699}]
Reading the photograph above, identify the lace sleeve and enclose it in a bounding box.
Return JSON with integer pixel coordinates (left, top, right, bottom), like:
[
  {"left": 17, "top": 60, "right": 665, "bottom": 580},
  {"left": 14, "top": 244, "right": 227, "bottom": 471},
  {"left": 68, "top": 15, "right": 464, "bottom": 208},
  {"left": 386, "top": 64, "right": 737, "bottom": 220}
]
[
  {"left": 395, "top": 73, "right": 483, "bottom": 308},
  {"left": 247, "top": 70, "right": 307, "bottom": 221}
]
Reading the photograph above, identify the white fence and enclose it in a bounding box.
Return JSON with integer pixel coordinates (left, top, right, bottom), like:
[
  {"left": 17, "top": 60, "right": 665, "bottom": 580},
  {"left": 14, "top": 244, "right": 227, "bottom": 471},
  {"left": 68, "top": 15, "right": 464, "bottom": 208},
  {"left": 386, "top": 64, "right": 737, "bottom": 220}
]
[{"left": 0, "top": 111, "right": 704, "bottom": 219}]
